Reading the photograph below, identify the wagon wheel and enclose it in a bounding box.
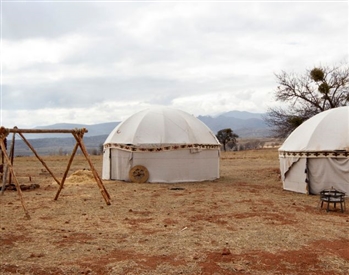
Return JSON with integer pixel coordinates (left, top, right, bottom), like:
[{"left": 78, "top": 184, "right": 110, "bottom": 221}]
[{"left": 129, "top": 165, "right": 149, "bottom": 183}]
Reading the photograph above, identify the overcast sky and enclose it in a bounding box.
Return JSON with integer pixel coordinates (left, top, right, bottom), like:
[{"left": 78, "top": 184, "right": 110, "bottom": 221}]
[{"left": 1, "top": 0, "right": 348, "bottom": 128}]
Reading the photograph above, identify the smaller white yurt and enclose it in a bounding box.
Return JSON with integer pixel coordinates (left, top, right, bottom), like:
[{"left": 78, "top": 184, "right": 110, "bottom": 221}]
[
  {"left": 279, "top": 106, "right": 349, "bottom": 195},
  {"left": 102, "top": 107, "right": 221, "bottom": 183}
]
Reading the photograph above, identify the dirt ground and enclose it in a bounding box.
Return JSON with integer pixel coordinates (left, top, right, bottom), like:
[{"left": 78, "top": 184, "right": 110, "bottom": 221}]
[{"left": 1, "top": 149, "right": 348, "bottom": 275}]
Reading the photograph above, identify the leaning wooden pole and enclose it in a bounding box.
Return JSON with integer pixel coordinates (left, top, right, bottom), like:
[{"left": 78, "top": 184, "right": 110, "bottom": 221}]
[
  {"left": 0, "top": 138, "right": 30, "bottom": 218},
  {"left": 18, "top": 132, "right": 61, "bottom": 186},
  {"left": 9, "top": 130, "right": 15, "bottom": 184},
  {"left": 54, "top": 141, "right": 79, "bottom": 201},
  {"left": 73, "top": 130, "right": 111, "bottom": 205}
]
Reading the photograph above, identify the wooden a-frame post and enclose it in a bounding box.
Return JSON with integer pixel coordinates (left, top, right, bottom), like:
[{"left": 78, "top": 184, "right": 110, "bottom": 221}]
[
  {"left": 1, "top": 127, "right": 16, "bottom": 195},
  {"left": 54, "top": 128, "right": 111, "bottom": 204},
  {"left": 0, "top": 127, "right": 30, "bottom": 218},
  {"left": 0, "top": 126, "right": 111, "bottom": 217}
]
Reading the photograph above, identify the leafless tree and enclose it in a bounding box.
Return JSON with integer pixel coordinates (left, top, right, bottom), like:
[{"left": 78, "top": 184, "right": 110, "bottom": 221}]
[{"left": 265, "top": 62, "right": 349, "bottom": 137}]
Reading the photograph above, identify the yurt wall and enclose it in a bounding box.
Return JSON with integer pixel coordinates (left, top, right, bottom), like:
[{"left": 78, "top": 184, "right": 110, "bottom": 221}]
[{"left": 104, "top": 148, "right": 219, "bottom": 183}]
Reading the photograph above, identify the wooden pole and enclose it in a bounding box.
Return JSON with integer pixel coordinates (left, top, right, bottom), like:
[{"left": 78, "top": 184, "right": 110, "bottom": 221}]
[
  {"left": 1, "top": 132, "right": 14, "bottom": 194},
  {"left": 1, "top": 164, "right": 7, "bottom": 194},
  {"left": 0, "top": 137, "right": 4, "bottom": 180},
  {"left": 54, "top": 141, "right": 79, "bottom": 201},
  {"left": 6, "top": 128, "right": 86, "bottom": 134},
  {"left": 0, "top": 138, "right": 30, "bottom": 218},
  {"left": 9, "top": 132, "right": 15, "bottom": 184},
  {"left": 18, "top": 132, "right": 61, "bottom": 186},
  {"left": 73, "top": 131, "right": 111, "bottom": 205}
]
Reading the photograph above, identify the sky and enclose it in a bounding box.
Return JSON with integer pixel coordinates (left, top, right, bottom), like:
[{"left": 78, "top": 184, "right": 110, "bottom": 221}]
[{"left": 1, "top": 0, "right": 348, "bottom": 128}]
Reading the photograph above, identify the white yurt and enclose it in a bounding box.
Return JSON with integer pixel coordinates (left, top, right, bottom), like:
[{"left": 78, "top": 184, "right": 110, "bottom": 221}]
[
  {"left": 279, "top": 106, "right": 349, "bottom": 195},
  {"left": 102, "top": 107, "right": 221, "bottom": 183}
]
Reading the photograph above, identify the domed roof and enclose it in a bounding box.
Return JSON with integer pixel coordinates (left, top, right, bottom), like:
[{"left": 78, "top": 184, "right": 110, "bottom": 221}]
[
  {"left": 279, "top": 106, "right": 349, "bottom": 152},
  {"left": 104, "top": 107, "right": 220, "bottom": 147}
]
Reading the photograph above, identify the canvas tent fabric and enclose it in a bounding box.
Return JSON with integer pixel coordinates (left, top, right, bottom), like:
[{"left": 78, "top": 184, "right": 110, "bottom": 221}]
[
  {"left": 279, "top": 106, "right": 349, "bottom": 195},
  {"left": 102, "top": 107, "right": 221, "bottom": 183}
]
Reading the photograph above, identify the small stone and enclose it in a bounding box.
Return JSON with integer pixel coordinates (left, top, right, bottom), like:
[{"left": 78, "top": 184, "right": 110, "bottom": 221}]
[
  {"left": 235, "top": 265, "right": 245, "bottom": 272},
  {"left": 193, "top": 254, "right": 199, "bottom": 260},
  {"left": 222, "top": 248, "right": 231, "bottom": 255}
]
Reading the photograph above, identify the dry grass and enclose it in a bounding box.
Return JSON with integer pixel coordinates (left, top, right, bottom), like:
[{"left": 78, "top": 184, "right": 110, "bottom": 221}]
[{"left": 1, "top": 149, "right": 348, "bottom": 275}]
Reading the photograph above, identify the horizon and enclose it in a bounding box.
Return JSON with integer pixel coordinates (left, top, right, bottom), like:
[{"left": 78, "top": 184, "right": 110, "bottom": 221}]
[{"left": 30, "top": 109, "right": 266, "bottom": 128}]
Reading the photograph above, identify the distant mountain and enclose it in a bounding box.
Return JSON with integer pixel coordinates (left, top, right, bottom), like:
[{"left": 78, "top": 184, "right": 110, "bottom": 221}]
[
  {"left": 12, "top": 135, "right": 109, "bottom": 156},
  {"left": 198, "top": 110, "right": 270, "bottom": 138},
  {"left": 10, "top": 122, "right": 119, "bottom": 156},
  {"left": 218, "top": 110, "right": 264, "bottom": 120},
  {"left": 23, "top": 122, "right": 120, "bottom": 139},
  {"left": 9, "top": 110, "right": 272, "bottom": 155},
  {"left": 20, "top": 110, "right": 270, "bottom": 139}
]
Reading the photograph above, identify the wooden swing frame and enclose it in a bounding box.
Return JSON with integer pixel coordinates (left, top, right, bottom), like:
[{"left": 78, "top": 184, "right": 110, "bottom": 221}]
[{"left": 0, "top": 126, "right": 111, "bottom": 219}]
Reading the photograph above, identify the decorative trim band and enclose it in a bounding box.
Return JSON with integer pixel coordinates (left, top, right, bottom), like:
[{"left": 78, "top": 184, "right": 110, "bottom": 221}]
[
  {"left": 104, "top": 143, "right": 221, "bottom": 152},
  {"left": 279, "top": 151, "right": 349, "bottom": 158}
]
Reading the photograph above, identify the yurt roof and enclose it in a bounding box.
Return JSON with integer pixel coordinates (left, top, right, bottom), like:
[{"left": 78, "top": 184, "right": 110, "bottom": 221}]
[
  {"left": 279, "top": 106, "right": 349, "bottom": 152},
  {"left": 104, "top": 107, "right": 220, "bottom": 147}
]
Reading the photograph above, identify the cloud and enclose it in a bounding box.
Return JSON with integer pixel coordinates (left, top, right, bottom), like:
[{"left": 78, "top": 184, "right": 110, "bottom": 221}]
[{"left": 1, "top": 1, "right": 348, "bottom": 128}]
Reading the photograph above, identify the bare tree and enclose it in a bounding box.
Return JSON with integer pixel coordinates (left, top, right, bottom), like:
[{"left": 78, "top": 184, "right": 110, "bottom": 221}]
[{"left": 265, "top": 62, "right": 349, "bottom": 137}]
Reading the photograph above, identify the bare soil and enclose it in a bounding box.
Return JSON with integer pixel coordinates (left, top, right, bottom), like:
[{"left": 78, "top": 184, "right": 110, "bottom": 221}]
[{"left": 1, "top": 149, "right": 348, "bottom": 275}]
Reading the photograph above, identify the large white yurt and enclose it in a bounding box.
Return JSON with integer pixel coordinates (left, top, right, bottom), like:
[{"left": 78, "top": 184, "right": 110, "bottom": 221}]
[
  {"left": 102, "top": 107, "right": 221, "bottom": 183},
  {"left": 279, "top": 106, "right": 349, "bottom": 195}
]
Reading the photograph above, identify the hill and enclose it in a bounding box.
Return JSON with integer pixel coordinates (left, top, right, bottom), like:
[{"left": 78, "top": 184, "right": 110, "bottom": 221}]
[
  {"left": 8, "top": 110, "right": 272, "bottom": 156},
  {"left": 198, "top": 111, "right": 269, "bottom": 138},
  {"left": 11, "top": 135, "right": 108, "bottom": 156},
  {"left": 27, "top": 110, "right": 270, "bottom": 138},
  {"left": 25, "top": 122, "right": 119, "bottom": 139}
]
